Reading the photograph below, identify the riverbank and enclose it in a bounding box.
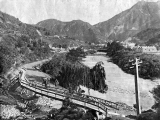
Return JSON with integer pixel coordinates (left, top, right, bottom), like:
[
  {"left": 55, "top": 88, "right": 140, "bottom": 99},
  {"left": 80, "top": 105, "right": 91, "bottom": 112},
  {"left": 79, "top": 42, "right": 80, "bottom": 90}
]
[
  {"left": 1, "top": 53, "right": 158, "bottom": 119},
  {"left": 0, "top": 58, "right": 57, "bottom": 119},
  {"left": 82, "top": 53, "right": 159, "bottom": 112}
]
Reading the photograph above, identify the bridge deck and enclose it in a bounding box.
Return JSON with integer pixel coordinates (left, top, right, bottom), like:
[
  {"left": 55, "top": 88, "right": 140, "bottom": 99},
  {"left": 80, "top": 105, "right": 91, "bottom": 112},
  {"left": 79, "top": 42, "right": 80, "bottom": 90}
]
[{"left": 18, "top": 69, "right": 119, "bottom": 115}]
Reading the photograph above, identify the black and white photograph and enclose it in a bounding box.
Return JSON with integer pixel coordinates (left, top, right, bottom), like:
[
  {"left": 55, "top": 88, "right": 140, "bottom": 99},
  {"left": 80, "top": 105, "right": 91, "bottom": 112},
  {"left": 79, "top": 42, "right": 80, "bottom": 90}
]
[{"left": 0, "top": 0, "right": 160, "bottom": 120}]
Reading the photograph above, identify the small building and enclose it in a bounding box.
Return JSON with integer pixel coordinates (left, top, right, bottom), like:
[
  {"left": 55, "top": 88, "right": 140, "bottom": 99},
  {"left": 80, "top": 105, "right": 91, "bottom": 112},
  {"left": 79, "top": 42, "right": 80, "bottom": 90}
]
[{"left": 142, "top": 46, "right": 157, "bottom": 53}]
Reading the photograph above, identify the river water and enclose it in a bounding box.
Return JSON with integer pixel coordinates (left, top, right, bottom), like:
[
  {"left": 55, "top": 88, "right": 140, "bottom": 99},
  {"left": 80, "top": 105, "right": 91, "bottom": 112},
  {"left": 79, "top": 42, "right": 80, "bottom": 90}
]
[{"left": 82, "top": 52, "right": 160, "bottom": 111}]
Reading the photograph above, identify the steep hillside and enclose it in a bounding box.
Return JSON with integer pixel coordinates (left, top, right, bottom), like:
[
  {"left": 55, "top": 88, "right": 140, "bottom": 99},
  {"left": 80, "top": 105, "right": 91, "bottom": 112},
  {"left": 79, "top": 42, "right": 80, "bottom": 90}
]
[
  {"left": 95, "top": 1, "right": 160, "bottom": 41},
  {"left": 0, "top": 10, "right": 90, "bottom": 77},
  {"left": 37, "top": 19, "right": 64, "bottom": 31},
  {"left": 132, "top": 28, "right": 160, "bottom": 45},
  {"left": 0, "top": 11, "right": 54, "bottom": 76},
  {"left": 37, "top": 19, "right": 104, "bottom": 43}
]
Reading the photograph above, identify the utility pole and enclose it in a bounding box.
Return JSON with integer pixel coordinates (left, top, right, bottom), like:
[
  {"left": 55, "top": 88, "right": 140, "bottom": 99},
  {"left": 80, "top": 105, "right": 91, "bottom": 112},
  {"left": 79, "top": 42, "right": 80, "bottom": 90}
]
[{"left": 129, "top": 57, "right": 142, "bottom": 115}]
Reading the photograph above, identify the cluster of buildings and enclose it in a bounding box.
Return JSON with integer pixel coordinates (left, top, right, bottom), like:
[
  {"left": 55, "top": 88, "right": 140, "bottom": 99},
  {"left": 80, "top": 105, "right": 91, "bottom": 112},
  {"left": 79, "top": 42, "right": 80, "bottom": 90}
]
[
  {"left": 135, "top": 46, "right": 158, "bottom": 53},
  {"left": 121, "top": 41, "right": 160, "bottom": 53}
]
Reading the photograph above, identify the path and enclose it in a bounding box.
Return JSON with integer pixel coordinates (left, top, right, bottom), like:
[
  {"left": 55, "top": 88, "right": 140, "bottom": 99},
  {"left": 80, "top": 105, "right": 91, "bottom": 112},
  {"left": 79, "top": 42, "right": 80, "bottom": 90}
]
[
  {"left": 18, "top": 68, "right": 120, "bottom": 115},
  {"left": 7, "top": 58, "right": 51, "bottom": 80}
]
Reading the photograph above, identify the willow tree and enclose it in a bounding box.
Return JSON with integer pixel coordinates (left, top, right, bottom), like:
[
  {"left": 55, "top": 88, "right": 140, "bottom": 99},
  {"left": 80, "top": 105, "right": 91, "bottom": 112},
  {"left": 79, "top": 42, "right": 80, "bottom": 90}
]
[
  {"left": 90, "top": 61, "right": 107, "bottom": 93},
  {"left": 41, "top": 54, "right": 108, "bottom": 93},
  {"left": 56, "top": 60, "right": 93, "bottom": 91}
]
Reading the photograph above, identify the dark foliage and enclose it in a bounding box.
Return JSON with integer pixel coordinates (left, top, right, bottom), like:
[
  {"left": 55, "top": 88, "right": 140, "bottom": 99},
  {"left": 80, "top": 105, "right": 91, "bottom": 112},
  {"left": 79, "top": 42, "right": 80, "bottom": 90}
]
[
  {"left": 137, "top": 112, "right": 156, "bottom": 120},
  {"left": 90, "top": 62, "right": 107, "bottom": 92},
  {"left": 0, "top": 34, "right": 52, "bottom": 76},
  {"left": 0, "top": 45, "right": 16, "bottom": 75},
  {"left": 66, "top": 47, "right": 86, "bottom": 62},
  {"left": 40, "top": 53, "right": 107, "bottom": 93},
  {"left": 106, "top": 41, "right": 160, "bottom": 79},
  {"left": 47, "top": 101, "right": 97, "bottom": 120},
  {"left": 0, "top": 11, "right": 56, "bottom": 77},
  {"left": 151, "top": 85, "right": 160, "bottom": 109}
]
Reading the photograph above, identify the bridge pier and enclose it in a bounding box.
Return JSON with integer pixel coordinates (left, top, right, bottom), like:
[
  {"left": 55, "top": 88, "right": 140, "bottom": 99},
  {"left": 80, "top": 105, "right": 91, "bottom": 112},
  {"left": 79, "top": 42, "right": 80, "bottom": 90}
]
[
  {"left": 96, "top": 111, "right": 106, "bottom": 120},
  {"left": 87, "top": 109, "right": 106, "bottom": 120}
]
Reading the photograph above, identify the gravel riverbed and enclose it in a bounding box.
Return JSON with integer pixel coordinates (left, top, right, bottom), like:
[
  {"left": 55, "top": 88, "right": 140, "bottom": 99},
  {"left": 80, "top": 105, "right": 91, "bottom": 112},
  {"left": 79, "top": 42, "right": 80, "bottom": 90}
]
[{"left": 82, "top": 53, "right": 160, "bottom": 113}]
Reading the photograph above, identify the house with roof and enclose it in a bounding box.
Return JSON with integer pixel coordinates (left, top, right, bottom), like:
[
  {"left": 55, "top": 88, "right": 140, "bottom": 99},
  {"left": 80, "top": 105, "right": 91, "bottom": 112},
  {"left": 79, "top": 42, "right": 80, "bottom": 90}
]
[{"left": 135, "top": 46, "right": 157, "bottom": 53}]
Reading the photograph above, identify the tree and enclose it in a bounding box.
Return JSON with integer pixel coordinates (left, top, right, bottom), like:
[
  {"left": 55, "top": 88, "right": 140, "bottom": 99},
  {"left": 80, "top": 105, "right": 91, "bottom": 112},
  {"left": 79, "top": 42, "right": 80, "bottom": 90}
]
[
  {"left": 137, "top": 112, "right": 156, "bottom": 120},
  {"left": 66, "top": 47, "right": 86, "bottom": 62},
  {"left": 106, "top": 41, "right": 160, "bottom": 79},
  {"left": 151, "top": 85, "right": 160, "bottom": 109},
  {"left": 150, "top": 85, "right": 160, "bottom": 120},
  {"left": 155, "top": 106, "right": 160, "bottom": 120},
  {"left": 16, "top": 39, "right": 24, "bottom": 48},
  {"left": 0, "top": 55, "right": 4, "bottom": 74},
  {"left": 90, "top": 62, "right": 107, "bottom": 93},
  {"left": 0, "top": 46, "right": 14, "bottom": 75},
  {"left": 40, "top": 54, "right": 108, "bottom": 93}
]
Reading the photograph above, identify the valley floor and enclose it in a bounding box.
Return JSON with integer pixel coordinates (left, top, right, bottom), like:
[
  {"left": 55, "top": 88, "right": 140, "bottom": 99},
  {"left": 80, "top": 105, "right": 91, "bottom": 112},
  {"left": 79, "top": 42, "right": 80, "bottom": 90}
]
[{"left": 2, "top": 52, "right": 160, "bottom": 119}]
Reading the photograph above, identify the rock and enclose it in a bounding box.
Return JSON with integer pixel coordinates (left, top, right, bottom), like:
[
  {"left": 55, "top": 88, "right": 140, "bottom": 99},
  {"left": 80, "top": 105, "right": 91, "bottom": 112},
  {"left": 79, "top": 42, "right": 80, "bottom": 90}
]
[
  {"left": 1, "top": 105, "right": 21, "bottom": 119},
  {"left": 47, "top": 103, "right": 91, "bottom": 120}
]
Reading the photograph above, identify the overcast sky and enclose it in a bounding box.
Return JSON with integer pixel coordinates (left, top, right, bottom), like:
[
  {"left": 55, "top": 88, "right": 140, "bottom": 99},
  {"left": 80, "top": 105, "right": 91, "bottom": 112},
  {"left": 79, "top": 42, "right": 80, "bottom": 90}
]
[{"left": 0, "top": 0, "right": 159, "bottom": 24}]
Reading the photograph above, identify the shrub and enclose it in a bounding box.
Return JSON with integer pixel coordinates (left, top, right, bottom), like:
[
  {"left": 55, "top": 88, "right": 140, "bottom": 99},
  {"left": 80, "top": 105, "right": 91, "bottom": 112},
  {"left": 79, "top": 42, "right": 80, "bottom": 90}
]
[
  {"left": 40, "top": 54, "right": 107, "bottom": 93},
  {"left": 137, "top": 112, "right": 156, "bottom": 120},
  {"left": 66, "top": 47, "right": 86, "bottom": 62},
  {"left": 106, "top": 41, "right": 160, "bottom": 79}
]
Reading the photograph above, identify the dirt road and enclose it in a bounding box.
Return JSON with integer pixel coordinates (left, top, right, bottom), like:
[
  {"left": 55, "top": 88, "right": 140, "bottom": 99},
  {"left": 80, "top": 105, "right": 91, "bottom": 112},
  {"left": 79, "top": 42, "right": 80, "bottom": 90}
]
[
  {"left": 82, "top": 53, "right": 160, "bottom": 111},
  {"left": 7, "top": 59, "right": 51, "bottom": 80}
]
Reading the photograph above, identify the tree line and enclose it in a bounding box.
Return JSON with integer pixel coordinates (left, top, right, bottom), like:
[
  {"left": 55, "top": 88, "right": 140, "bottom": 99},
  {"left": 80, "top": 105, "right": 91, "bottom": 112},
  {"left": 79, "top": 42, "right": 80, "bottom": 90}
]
[{"left": 106, "top": 41, "right": 160, "bottom": 79}]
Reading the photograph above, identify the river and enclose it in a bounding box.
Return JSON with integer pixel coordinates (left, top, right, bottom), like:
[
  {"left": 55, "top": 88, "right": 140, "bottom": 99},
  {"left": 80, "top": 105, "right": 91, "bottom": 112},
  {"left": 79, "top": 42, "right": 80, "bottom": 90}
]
[
  {"left": 10, "top": 53, "right": 160, "bottom": 111},
  {"left": 82, "top": 52, "right": 160, "bottom": 111},
  {"left": 3, "top": 53, "right": 159, "bottom": 119}
]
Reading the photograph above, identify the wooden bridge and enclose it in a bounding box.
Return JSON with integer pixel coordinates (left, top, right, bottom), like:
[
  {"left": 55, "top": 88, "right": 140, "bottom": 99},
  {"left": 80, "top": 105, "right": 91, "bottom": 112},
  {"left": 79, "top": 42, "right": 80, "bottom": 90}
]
[{"left": 17, "top": 68, "right": 119, "bottom": 115}]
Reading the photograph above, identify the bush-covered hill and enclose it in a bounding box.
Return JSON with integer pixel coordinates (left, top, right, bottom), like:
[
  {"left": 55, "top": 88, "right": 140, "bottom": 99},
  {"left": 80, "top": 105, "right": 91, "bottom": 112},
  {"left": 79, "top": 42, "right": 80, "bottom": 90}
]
[
  {"left": 0, "top": 11, "right": 55, "bottom": 76},
  {"left": 0, "top": 10, "right": 88, "bottom": 77},
  {"left": 37, "top": 19, "right": 105, "bottom": 43},
  {"left": 95, "top": 1, "right": 160, "bottom": 42}
]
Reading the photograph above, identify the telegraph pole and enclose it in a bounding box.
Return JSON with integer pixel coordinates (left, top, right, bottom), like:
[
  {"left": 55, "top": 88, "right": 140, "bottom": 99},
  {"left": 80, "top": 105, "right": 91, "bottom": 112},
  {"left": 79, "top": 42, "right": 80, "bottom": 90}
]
[{"left": 129, "top": 57, "right": 142, "bottom": 115}]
